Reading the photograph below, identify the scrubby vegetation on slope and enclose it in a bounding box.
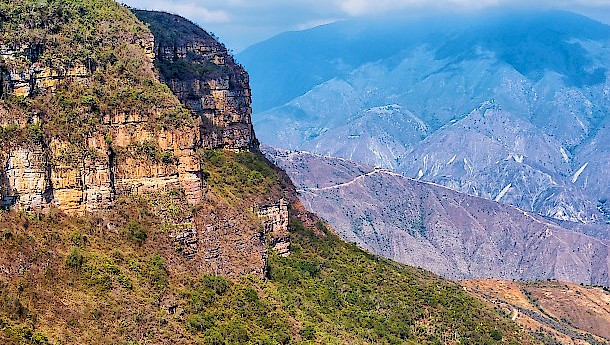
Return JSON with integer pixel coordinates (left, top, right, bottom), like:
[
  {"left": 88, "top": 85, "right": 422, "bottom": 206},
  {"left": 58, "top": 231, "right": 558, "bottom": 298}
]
[
  {"left": 0, "top": 1, "right": 539, "bottom": 344},
  {"left": 0, "top": 151, "right": 536, "bottom": 345},
  {"left": 0, "top": 210, "right": 536, "bottom": 345}
]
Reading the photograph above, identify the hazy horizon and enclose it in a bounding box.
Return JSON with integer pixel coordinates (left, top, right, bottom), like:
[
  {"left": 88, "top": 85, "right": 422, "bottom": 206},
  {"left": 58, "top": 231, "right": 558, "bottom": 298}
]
[{"left": 121, "top": 0, "right": 610, "bottom": 52}]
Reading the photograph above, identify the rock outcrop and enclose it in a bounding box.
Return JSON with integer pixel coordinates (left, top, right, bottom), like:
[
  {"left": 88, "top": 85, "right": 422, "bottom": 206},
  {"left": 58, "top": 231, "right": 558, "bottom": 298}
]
[
  {"left": 134, "top": 10, "right": 257, "bottom": 152},
  {"left": 0, "top": 21, "right": 206, "bottom": 212},
  {"left": 256, "top": 198, "right": 291, "bottom": 257}
]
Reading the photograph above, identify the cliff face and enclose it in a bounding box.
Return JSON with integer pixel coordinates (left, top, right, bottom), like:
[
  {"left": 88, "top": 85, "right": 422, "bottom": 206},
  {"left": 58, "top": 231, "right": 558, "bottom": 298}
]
[
  {"left": 0, "top": 3, "right": 204, "bottom": 213},
  {"left": 0, "top": 42, "right": 204, "bottom": 212},
  {"left": 134, "top": 10, "right": 257, "bottom": 151},
  {"left": 0, "top": 1, "right": 288, "bottom": 278},
  {"left": 0, "top": 9, "right": 258, "bottom": 213}
]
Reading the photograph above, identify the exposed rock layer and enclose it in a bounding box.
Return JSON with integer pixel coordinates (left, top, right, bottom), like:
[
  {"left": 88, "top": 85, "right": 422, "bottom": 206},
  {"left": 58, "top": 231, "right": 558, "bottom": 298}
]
[
  {"left": 0, "top": 30, "right": 204, "bottom": 212},
  {"left": 134, "top": 10, "right": 257, "bottom": 152},
  {"left": 0, "top": 6, "right": 286, "bottom": 278}
]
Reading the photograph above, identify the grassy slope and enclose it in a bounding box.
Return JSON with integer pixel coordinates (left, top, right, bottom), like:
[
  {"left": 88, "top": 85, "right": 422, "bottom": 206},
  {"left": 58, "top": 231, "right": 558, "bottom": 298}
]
[{"left": 0, "top": 151, "right": 536, "bottom": 345}]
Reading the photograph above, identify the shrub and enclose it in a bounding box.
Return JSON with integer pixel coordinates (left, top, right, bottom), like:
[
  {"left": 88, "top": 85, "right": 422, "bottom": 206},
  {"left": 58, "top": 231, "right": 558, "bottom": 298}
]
[
  {"left": 66, "top": 247, "right": 85, "bottom": 270},
  {"left": 187, "top": 313, "right": 215, "bottom": 333},
  {"left": 299, "top": 323, "right": 316, "bottom": 340},
  {"left": 160, "top": 151, "right": 177, "bottom": 165},
  {"left": 226, "top": 322, "right": 249, "bottom": 344},
  {"left": 70, "top": 232, "right": 88, "bottom": 247},
  {"left": 117, "top": 273, "right": 133, "bottom": 290},
  {"left": 145, "top": 254, "right": 168, "bottom": 291},
  {"left": 124, "top": 221, "right": 147, "bottom": 245},
  {"left": 202, "top": 328, "right": 224, "bottom": 345},
  {"left": 201, "top": 275, "right": 228, "bottom": 295}
]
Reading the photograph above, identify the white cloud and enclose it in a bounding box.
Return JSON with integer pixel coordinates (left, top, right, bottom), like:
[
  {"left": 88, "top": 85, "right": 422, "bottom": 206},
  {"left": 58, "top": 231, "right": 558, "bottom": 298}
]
[{"left": 334, "top": 0, "right": 610, "bottom": 16}]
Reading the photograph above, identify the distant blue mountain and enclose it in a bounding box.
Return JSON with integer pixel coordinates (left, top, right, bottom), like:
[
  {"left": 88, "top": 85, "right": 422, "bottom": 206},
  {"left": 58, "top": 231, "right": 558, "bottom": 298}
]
[
  {"left": 239, "top": 10, "right": 610, "bottom": 225},
  {"left": 238, "top": 10, "right": 610, "bottom": 113}
]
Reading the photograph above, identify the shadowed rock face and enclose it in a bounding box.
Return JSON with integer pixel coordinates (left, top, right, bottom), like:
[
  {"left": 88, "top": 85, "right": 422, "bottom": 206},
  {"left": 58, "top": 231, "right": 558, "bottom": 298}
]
[
  {"left": 265, "top": 147, "right": 610, "bottom": 286},
  {"left": 243, "top": 10, "right": 610, "bottom": 225},
  {"left": 134, "top": 10, "right": 257, "bottom": 152}
]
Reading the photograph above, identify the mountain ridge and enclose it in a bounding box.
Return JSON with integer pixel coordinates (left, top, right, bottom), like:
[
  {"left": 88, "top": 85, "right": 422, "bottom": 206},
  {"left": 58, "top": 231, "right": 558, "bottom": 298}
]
[
  {"left": 265, "top": 147, "right": 610, "bottom": 286},
  {"left": 244, "top": 10, "right": 610, "bottom": 226}
]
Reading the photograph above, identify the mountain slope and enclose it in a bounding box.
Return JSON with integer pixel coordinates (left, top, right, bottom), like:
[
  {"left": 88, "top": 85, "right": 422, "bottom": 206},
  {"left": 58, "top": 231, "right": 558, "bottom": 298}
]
[
  {"left": 265, "top": 147, "right": 610, "bottom": 286},
  {"left": 0, "top": 202, "right": 537, "bottom": 345},
  {"left": 242, "top": 10, "right": 610, "bottom": 224},
  {"left": 0, "top": 1, "right": 538, "bottom": 344}
]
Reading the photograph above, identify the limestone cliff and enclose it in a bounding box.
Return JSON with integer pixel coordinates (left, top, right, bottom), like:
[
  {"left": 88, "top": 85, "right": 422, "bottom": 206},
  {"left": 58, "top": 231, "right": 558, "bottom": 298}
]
[
  {"left": 0, "top": 3, "right": 203, "bottom": 212},
  {"left": 134, "top": 10, "right": 258, "bottom": 151}
]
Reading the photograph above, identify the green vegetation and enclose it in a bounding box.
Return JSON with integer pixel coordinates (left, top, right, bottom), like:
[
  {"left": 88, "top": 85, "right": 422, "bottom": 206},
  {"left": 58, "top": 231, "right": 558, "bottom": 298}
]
[
  {"left": 0, "top": 319, "right": 49, "bottom": 345},
  {"left": 202, "top": 150, "right": 288, "bottom": 204},
  {"left": 120, "top": 139, "right": 178, "bottom": 165},
  {"left": 124, "top": 220, "right": 148, "bottom": 245},
  {"left": 0, "top": 2, "right": 538, "bottom": 344},
  {"left": 156, "top": 59, "right": 229, "bottom": 82},
  {"left": 0, "top": 199, "right": 535, "bottom": 344}
]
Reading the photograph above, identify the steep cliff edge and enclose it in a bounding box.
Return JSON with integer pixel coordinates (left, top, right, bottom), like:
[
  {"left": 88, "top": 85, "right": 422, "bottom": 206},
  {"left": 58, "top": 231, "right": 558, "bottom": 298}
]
[
  {"left": 133, "top": 10, "right": 257, "bottom": 151},
  {"left": 0, "top": 0, "right": 289, "bottom": 279},
  {"left": 0, "top": 6, "right": 258, "bottom": 214},
  {"left": 0, "top": 0, "right": 202, "bottom": 212}
]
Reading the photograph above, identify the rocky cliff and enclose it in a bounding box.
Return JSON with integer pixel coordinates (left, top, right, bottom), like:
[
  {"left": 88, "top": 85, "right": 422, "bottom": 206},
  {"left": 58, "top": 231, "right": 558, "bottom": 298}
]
[
  {"left": 0, "top": 2, "right": 550, "bottom": 344},
  {"left": 0, "top": 3, "right": 202, "bottom": 212},
  {"left": 134, "top": 10, "right": 257, "bottom": 152},
  {"left": 0, "top": 8, "right": 258, "bottom": 214}
]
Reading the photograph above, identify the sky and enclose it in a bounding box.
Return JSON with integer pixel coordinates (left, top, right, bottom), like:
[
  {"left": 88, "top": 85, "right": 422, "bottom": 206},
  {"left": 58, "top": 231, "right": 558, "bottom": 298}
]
[{"left": 121, "top": 0, "right": 610, "bottom": 52}]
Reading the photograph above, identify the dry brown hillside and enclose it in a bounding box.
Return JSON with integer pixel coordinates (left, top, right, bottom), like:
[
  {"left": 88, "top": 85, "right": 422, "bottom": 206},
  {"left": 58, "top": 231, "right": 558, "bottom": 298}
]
[{"left": 463, "top": 279, "right": 610, "bottom": 345}]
